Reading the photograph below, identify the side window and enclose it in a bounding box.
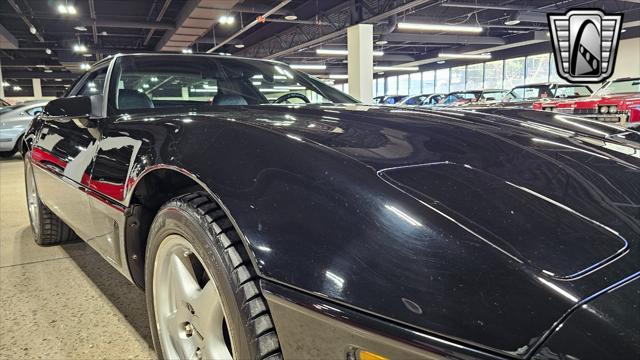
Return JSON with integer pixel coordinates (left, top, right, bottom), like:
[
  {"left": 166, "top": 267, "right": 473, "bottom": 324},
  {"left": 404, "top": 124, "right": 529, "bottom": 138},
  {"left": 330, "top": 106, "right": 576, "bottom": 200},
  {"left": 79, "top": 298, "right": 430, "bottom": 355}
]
[
  {"left": 26, "top": 106, "right": 43, "bottom": 116},
  {"left": 77, "top": 67, "right": 109, "bottom": 97}
]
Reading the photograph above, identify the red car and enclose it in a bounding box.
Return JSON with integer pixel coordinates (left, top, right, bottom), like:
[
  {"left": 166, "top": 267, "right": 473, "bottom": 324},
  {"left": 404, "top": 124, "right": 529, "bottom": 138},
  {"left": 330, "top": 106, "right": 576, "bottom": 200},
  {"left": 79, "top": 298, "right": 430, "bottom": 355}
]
[{"left": 533, "top": 77, "right": 640, "bottom": 127}]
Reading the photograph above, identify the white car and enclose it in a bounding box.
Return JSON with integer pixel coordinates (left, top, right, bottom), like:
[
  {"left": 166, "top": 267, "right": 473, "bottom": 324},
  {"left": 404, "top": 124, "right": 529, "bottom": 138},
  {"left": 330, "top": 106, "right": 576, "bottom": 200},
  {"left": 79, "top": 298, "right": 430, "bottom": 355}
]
[{"left": 0, "top": 101, "right": 47, "bottom": 157}]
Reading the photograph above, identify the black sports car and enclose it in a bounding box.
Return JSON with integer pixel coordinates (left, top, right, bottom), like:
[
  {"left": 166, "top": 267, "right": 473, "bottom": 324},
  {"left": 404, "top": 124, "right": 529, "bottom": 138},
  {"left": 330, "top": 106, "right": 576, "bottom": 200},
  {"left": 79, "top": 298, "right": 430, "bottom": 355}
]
[{"left": 22, "top": 54, "right": 640, "bottom": 360}]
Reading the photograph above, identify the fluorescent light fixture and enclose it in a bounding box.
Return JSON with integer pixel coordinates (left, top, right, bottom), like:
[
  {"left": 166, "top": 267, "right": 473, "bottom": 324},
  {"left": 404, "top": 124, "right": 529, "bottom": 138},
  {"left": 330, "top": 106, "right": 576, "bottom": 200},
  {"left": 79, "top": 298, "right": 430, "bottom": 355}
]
[
  {"left": 259, "top": 88, "right": 286, "bottom": 93},
  {"left": 45, "top": 48, "right": 52, "bottom": 54},
  {"left": 252, "top": 81, "right": 262, "bottom": 85},
  {"left": 373, "top": 66, "right": 419, "bottom": 71},
  {"left": 504, "top": 19, "right": 521, "bottom": 26},
  {"left": 30, "top": 26, "right": 37, "bottom": 35},
  {"left": 437, "top": 60, "right": 446, "bottom": 64},
  {"left": 55, "top": 78, "right": 62, "bottom": 81},
  {"left": 290, "top": 64, "right": 327, "bottom": 70},
  {"left": 73, "top": 44, "right": 87, "bottom": 53},
  {"left": 142, "top": 84, "right": 150, "bottom": 89},
  {"left": 235, "top": 44, "right": 245, "bottom": 48},
  {"left": 438, "top": 53, "right": 491, "bottom": 60},
  {"left": 252, "top": 75, "right": 264, "bottom": 79},
  {"left": 150, "top": 77, "right": 158, "bottom": 82},
  {"left": 316, "top": 49, "right": 383, "bottom": 56},
  {"left": 397, "top": 22, "right": 482, "bottom": 33},
  {"left": 12, "top": 86, "right": 22, "bottom": 91},
  {"left": 328, "top": 74, "right": 348, "bottom": 79},
  {"left": 375, "top": 40, "right": 388, "bottom": 45},
  {"left": 80, "top": 63, "right": 90, "bottom": 70},
  {"left": 44, "top": 69, "right": 53, "bottom": 73},
  {"left": 284, "top": 15, "right": 298, "bottom": 21},
  {"left": 2, "top": 81, "right": 9, "bottom": 87},
  {"left": 181, "top": 48, "right": 193, "bottom": 54},
  {"left": 57, "top": 4, "right": 77, "bottom": 15},
  {"left": 74, "top": 26, "right": 87, "bottom": 31},
  {"left": 219, "top": 15, "right": 234, "bottom": 25}
]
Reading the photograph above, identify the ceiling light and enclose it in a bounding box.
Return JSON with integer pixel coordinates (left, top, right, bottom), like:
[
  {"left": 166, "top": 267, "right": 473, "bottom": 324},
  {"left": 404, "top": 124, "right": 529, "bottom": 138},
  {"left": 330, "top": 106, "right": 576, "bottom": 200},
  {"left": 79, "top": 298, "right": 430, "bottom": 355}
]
[
  {"left": 44, "top": 69, "right": 53, "bottom": 73},
  {"left": 150, "top": 76, "right": 159, "bottom": 82},
  {"left": 219, "top": 15, "right": 234, "bottom": 25},
  {"left": 83, "top": 53, "right": 92, "bottom": 57},
  {"left": 181, "top": 48, "right": 193, "bottom": 54},
  {"left": 316, "top": 49, "right": 383, "bottom": 56},
  {"left": 55, "top": 78, "right": 63, "bottom": 81},
  {"left": 100, "top": 31, "right": 107, "bottom": 35},
  {"left": 2, "top": 81, "right": 9, "bottom": 87},
  {"left": 438, "top": 53, "right": 491, "bottom": 60},
  {"left": 397, "top": 22, "right": 482, "bottom": 33},
  {"left": 373, "top": 66, "right": 419, "bottom": 71},
  {"left": 290, "top": 64, "right": 327, "bottom": 70},
  {"left": 45, "top": 48, "right": 52, "bottom": 55},
  {"left": 437, "top": 60, "right": 446, "bottom": 64},
  {"left": 73, "top": 44, "right": 87, "bottom": 53},
  {"left": 12, "top": 86, "right": 22, "bottom": 91},
  {"left": 80, "top": 63, "right": 90, "bottom": 70},
  {"left": 504, "top": 19, "right": 521, "bottom": 26},
  {"left": 57, "top": 4, "right": 77, "bottom": 15},
  {"left": 375, "top": 40, "right": 388, "bottom": 45},
  {"left": 621, "top": 28, "right": 627, "bottom": 33},
  {"left": 235, "top": 44, "right": 245, "bottom": 48},
  {"left": 284, "top": 15, "right": 298, "bottom": 21},
  {"left": 74, "top": 26, "right": 87, "bottom": 31},
  {"left": 142, "top": 84, "right": 150, "bottom": 89},
  {"left": 328, "top": 74, "right": 348, "bottom": 79},
  {"left": 29, "top": 26, "right": 37, "bottom": 35}
]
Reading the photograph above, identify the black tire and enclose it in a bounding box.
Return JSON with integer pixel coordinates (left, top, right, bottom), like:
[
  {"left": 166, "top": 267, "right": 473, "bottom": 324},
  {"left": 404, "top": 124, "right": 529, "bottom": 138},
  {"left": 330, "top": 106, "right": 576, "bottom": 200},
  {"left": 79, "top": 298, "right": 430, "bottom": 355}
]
[
  {"left": 24, "top": 156, "right": 78, "bottom": 246},
  {"left": 145, "top": 191, "right": 282, "bottom": 360}
]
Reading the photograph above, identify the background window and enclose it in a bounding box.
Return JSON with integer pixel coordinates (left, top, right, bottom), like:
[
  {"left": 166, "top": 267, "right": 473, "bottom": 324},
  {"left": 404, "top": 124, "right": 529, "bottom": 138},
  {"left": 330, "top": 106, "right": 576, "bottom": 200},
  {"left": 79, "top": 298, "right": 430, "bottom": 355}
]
[
  {"left": 503, "top": 57, "right": 525, "bottom": 89},
  {"left": 409, "top": 72, "right": 422, "bottom": 95},
  {"left": 386, "top": 76, "right": 398, "bottom": 95},
  {"left": 466, "top": 63, "right": 484, "bottom": 90},
  {"left": 484, "top": 60, "right": 504, "bottom": 89},
  {"left": 549, "top": 54, "right": 564, "bottom": 83},
  {"left": 526, "top": 53, "right": 550, "bottom": 84},
  {"left": 449, "top": 66, "right": 466, "bottom": 92},
  {"left": 435, "top": 68, "right": 450, "bottom": 93},
  {"left": 398, "top": 74, "right": 409, "bottom": 95},
  {"left": 376, "top": 78, "right": 385, "bottom": 97},
  {"left": 422, "top": 71, "right": 435, "bottom": 93}
]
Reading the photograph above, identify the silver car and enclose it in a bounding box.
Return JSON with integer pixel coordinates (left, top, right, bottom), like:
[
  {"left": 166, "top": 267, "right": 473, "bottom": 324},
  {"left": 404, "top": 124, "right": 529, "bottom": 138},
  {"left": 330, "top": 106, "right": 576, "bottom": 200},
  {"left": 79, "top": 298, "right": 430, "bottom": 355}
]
[{"left": 0, "top": 101, "right": 47, "bottom": 157}]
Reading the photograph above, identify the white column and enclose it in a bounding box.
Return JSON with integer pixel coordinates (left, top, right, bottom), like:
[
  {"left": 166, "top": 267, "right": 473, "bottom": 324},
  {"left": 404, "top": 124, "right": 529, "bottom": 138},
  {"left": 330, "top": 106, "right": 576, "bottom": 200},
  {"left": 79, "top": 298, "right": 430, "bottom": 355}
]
[
  {"left": 181, "top": 86, "right": 189, "bottom": 99},
  {"left": 0, "top": 58, "right": 4, "bottom": 98},
  {"left": 347, "top": 23, "right": 373, "bottom": 104},
  {"left": 32, "top": 78, "right": 42, "bottom": 98}
]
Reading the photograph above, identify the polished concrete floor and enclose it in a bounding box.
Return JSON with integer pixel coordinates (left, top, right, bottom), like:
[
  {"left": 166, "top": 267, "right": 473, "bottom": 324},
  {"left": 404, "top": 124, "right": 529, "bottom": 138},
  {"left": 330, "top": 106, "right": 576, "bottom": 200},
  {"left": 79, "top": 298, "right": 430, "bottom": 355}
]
[{"left": 0, "top": 155, "right": 156, "bottom": 359}]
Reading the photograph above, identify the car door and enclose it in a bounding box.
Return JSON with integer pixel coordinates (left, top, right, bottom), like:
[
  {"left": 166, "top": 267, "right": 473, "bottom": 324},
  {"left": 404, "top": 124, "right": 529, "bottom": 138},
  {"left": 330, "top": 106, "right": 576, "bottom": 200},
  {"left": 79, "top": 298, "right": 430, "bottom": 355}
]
[{"left": 30, "top": 65, "right": 109, "bottom": 241}]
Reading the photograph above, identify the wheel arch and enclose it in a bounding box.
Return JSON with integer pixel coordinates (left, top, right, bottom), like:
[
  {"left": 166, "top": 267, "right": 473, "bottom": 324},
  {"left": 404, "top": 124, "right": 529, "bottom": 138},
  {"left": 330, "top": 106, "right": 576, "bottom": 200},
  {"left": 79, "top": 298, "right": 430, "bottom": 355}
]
[{"left": 124, "top": 166, "right": 259, "bottom": 289}]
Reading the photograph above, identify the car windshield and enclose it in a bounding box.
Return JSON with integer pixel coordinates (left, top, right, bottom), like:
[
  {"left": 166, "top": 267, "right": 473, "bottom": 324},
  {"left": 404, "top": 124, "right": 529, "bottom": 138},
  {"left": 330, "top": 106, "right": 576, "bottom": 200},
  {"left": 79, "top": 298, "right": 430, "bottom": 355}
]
[
  {"left": 480, "top": 90, "right": 505, "bottom": 100},
  {"left": 593, "top": 78, "right": 640, "bottom": 96},
  {"left": 553, "top": 85, "right": 592, "bottom": 98},
  {"left": 112, "top": 55, "right": 357, "bottom": 112},
  {"left": 509, "top": 86, "right": 553, "bottom": 99}
]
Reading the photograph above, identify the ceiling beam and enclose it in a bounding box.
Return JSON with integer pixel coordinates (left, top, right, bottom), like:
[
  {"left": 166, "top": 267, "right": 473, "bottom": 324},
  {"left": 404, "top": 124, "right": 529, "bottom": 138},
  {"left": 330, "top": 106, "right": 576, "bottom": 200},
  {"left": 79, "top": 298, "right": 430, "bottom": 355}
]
[
  {"left": 380, "top": 33, "right": 506, "bottom": 45},
  {"left": 2, "top": 71, "right": 77, "bottom": 79},
  {"left": 0, "top": 24, "right": 19, "bottom": 49},
  {"left": 77, "top": 18, "right": 176, "bottom": 30},
  {"left": 263, "top": 0, "right": 434, "bottom": 59}
]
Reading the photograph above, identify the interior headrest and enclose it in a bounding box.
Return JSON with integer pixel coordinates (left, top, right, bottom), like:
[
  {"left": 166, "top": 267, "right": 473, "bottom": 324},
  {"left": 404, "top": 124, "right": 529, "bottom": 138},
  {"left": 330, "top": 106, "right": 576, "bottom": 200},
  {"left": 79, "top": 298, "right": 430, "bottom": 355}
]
[
  {"left": 118, "top": 89, "right": 155, "bottom": 110},
  {"left": 212, "top": 95, "right": 248, "bottom": 106}
]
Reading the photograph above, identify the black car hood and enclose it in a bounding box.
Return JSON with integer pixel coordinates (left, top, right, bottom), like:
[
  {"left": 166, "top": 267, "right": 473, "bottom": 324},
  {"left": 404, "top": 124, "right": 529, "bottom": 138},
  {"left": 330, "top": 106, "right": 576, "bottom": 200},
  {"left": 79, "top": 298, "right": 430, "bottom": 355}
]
[{"left": 121, "top": 104, "right": 640, "bottom": 357}]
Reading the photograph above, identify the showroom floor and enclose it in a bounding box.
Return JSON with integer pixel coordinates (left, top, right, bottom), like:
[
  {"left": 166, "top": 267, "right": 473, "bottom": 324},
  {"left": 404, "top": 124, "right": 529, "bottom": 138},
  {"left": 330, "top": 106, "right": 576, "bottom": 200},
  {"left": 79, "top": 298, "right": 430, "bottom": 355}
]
[{"left": 0, "top": 156, "right": 156, "bottom": 359}]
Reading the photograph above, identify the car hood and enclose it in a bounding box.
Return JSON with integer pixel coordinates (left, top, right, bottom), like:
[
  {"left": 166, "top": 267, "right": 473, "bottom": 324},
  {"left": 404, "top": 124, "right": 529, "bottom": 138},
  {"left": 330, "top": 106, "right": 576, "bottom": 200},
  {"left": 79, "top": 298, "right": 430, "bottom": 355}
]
[{"left": 123, "top": 104, "right": 640, "bottom": 357}]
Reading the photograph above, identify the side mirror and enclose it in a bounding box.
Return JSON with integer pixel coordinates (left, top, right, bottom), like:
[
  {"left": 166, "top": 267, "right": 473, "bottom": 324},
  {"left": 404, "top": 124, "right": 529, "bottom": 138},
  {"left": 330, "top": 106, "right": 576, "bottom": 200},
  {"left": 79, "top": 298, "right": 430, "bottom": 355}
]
[{"left": 43, "top": 95, "right": 103, "bottom": 127}]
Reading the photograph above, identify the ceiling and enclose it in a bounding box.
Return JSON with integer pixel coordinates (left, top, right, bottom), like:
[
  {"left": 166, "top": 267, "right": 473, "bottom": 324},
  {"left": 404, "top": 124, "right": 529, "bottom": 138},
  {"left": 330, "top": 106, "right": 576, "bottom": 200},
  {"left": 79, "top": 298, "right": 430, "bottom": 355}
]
[{"left": 1, "top": 0, "right": 639, "bottom": 96}]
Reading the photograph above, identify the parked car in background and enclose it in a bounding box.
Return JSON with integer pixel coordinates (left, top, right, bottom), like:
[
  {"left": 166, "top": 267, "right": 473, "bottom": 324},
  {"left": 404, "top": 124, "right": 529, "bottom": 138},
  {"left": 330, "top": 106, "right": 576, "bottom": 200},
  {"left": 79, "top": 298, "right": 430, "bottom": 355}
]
[
  {"left": 534, "top": 77, "right": 640, "bottom": 127},
  {"left": 398, "top": 93, "right": 443, "bottom": 106},
  {"left": 438, "top": 90, "right": 483, "bottom": 106},
  {"left": 0, "top": 100, "right": 47, "bottom": 157},
  {"left": 504, "top": 83, "right": 592, "bottom": 108},
  {"left": 373, "top": 95, "right": 407, "bottom": 105}
]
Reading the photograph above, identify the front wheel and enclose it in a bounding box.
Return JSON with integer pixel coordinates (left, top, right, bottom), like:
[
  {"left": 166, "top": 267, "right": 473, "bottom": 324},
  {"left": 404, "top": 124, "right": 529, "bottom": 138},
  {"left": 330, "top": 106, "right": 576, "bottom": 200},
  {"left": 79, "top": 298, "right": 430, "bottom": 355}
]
[{"left": 145, "top": 192, "right": 282, "bottom": 360}]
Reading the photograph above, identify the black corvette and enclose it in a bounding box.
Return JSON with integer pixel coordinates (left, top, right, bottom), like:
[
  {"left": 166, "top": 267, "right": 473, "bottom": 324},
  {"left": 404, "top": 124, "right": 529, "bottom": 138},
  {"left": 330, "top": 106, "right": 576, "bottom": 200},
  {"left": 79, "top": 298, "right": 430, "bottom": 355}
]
[{"left": 22, "top": 54, "right": 639, "bottom": 360}]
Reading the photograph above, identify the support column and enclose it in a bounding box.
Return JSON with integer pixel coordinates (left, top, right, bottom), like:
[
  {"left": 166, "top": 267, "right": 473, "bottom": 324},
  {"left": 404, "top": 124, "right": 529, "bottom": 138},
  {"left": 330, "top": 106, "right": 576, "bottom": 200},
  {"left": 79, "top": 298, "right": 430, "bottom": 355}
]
[
  {"left": 347, "top": 23, "right": 373, "bottom": 104},
  {"left": 0, "top": 59, "right": 4, "bottom": 98},
  {"left": 32, "top": 78, "right": 42, "bottom": 98}
]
